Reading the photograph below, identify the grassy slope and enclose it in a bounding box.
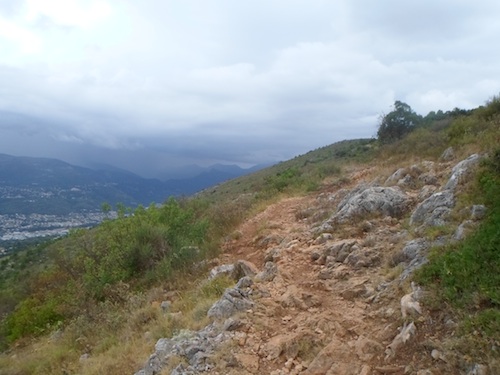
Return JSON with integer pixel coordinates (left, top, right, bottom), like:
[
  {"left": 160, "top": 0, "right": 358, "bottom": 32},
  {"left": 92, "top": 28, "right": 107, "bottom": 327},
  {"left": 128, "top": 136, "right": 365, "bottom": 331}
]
[
  {"left": 198, "top": 138, "right": 376, "bottom": 201},
  {"left": 414, "top": 149, "right": 500, "bottom": 363},
  {"left": 0, "top": 98, "right": 499, "bottom": 374}
]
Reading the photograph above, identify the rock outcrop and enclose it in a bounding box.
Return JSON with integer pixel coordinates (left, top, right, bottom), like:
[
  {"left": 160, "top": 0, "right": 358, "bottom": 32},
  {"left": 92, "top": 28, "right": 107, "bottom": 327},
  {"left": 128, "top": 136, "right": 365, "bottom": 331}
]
[
  {"left": 410, "top": 154, "right": 482, "bottom": 230},
  {"left": 409, "top": 190, "right": 455, "bottom": 227},
  {"left": 206, "top": 284, "right": 254, "bottom": 320},
  {"left": 328, "top": 185, "right": 410, "bottom": 224},
  {"left": 444, "top": 154, "right": 481, "bottom": 191},
  {"left": 134, "top": 276, "right": 254, "bottom": 375}
]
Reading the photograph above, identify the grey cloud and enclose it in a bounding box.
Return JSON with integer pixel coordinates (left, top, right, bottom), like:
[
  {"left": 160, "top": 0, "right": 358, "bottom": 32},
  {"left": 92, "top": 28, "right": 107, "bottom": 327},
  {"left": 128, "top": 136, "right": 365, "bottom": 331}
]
[
  {"left": 0, "top": 0, "right": 499, "bottom": 178},
  {"left": 348, "top": 1, "right": 488, "bottom": 39}
]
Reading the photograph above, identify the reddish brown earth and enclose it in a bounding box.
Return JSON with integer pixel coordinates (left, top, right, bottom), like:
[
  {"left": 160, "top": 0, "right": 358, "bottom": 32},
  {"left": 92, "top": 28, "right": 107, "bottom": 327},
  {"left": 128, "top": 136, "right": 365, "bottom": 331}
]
[{"left": 210, "top": 167, "right": 462, "bottom": 375}]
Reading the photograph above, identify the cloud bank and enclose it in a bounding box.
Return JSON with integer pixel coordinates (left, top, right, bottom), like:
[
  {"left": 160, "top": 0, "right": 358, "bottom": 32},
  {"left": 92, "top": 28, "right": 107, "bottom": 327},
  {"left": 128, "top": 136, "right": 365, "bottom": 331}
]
[{"left": 1, "top": 0, "right": 499, "bottom": 177}]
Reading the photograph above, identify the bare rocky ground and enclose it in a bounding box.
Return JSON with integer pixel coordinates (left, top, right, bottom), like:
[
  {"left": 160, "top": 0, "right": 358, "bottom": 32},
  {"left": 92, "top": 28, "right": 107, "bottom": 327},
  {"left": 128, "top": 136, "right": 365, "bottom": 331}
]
[
  {"left": 136, "top": 153, "right": 489, "bottom": 375},
  {"left": 215, "top": 198, "right": 435, "bottom": 375}
]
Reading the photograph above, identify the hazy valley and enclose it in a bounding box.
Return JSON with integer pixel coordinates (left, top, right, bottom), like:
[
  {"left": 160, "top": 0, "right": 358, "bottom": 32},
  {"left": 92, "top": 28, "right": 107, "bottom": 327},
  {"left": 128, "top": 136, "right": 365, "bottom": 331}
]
[{"left": 0, "top": 154, "right": 262, "bottom": 249}]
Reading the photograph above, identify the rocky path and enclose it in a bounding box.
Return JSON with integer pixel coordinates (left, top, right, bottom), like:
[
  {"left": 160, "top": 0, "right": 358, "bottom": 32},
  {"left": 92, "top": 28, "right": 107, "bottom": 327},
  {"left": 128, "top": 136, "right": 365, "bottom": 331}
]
[
  {"left": 218, "top": 194, "right": 409, "bottom": 374},
  {"left": 210, "top": 156, "right": 483, "bottom": 374},
  {"left": 135, "top": 153, "right": 485, "bottom": 375}
]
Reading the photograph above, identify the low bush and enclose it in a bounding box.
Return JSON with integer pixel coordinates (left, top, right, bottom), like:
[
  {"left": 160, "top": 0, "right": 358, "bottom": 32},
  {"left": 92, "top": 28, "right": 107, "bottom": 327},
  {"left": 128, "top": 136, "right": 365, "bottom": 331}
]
[{"left": 4, "top": 297, "right": 63, "bottom": 342}]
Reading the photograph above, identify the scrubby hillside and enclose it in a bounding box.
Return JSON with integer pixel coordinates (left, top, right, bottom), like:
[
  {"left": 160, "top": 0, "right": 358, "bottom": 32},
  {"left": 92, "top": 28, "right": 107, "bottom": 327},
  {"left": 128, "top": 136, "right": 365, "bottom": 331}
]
[{"left": 0, "top": 97, "right": 499, "bottom": 374}]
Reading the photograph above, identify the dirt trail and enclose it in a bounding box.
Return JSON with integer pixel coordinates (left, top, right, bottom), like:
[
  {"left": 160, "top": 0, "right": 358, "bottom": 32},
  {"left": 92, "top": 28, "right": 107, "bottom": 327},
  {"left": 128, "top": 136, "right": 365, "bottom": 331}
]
[{"left": 212, "top": 177, "right": 452, "bottom": 374}]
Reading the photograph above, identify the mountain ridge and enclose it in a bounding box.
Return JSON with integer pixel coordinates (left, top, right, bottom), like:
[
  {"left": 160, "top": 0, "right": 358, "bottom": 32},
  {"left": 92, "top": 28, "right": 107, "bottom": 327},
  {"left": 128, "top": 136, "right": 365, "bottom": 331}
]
[{"left": 0, "top": 153, "right": 265, "bottom": 215}]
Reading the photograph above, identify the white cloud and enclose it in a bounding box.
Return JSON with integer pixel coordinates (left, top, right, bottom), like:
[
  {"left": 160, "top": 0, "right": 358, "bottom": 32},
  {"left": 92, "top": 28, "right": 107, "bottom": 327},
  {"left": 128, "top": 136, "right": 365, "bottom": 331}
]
[
  {"left": 0, "top": 15, "right": 42, "bottom": 54},
  {"left": 0, "top": 0, "right": 499, "bottom": 177},
  {"left": 24, "top": 0, "right": 112, "bottom": 28},
  {"left": 0, "top": 0, "right": 122, "bottom": 66}
]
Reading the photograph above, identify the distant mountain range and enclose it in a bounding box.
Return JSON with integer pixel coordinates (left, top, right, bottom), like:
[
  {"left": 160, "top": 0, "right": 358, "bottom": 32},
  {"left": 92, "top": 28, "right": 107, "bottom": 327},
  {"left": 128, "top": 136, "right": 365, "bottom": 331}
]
[{"left": 0, "top": 153, "right": 265, "bottom": 215}]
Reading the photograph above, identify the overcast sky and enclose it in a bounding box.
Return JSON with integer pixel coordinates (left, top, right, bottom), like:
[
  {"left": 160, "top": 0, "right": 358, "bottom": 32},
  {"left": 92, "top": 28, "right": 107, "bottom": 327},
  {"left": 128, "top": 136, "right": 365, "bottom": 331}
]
[{"left": 1, "top": 0, "right": 499, "bottom": 178}]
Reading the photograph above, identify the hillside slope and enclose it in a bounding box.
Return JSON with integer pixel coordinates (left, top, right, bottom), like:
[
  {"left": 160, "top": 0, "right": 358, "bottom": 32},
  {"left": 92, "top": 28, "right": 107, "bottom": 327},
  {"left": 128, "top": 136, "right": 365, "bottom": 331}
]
[{"left": 135, "top": 151, "right": 497, "bottom": 374}]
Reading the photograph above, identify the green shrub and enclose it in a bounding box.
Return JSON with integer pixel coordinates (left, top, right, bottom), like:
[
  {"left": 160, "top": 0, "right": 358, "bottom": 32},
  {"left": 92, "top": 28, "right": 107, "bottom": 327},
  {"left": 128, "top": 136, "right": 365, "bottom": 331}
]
[
  {"left": 447, "top": 116, "right": 488, "bottom": 145},
  {"left": 4, "top": 297, "right": 63, "bottom": 342},
  {"left": 462, "top": 309, "right": 500, "bottom": 337},
  {"left": 477, "top": 94, "right": 500, "bottom": 120},
  {"left": 316, "top": 162, "right": 341, "bottom": 178},
  {"left": 446, "top": 102, "right": 500, "bottom": 154},
  {"left": 264, "top": 167, "right": 302, "bottom": 193},
  {"left": 199, "top": 275, "right": 234, "bottom": 299}
]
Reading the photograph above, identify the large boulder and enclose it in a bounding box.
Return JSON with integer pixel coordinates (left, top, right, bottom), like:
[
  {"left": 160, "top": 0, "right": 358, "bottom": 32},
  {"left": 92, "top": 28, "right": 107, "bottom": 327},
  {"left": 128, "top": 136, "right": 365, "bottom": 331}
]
[
  {"left": 208, "top": 264, "right": 235, "bottom": 280},
  {"left": 399, "top": 239, "right": 431, "bottom": 280},
  {"left": 385, "top": 168, "right": 407, "bottom": 185},
  {"left": 135, "top": 321, "right": 235, "bottom": 375},
  {"left": 409, "top": 190, "right": 454, "bottom": 227},
  {"left": 440, "top": 146, "right": 455, "bottom": 161},
  {"left": 233, "top": 259, "right": 259, "bottom": 279},
  {"left": 330, "top": 186, "right": 410, "bottom": 224},
  {"left": 410, "top": 155, "right": 481, "bottom": 230},
  {"left": 208, "top": 260, "right": 259, "bottom": 281},
  {"left": 207, "top": 285, "right": 254, "bottom": 320},
  {"left": 444, "top": 154, "right": 481, "bottom": 191},
  {"left": 402, "top": 238, "right": 430, "bottom": 261}
]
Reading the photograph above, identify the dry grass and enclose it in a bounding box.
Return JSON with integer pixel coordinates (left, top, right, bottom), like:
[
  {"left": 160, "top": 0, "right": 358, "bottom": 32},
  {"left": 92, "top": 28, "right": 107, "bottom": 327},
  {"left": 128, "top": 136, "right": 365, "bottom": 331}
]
[
  {"left": 204, "top": 340, "right": 239, "bottom": 373},
  {"left": 0, "top": 306, "right": 154, "bottom": 375},
  {"left": 79, "top": 339, "right": 149, "bottom": 375},
  {"left": 0, "top": 274, "right": 234, "bottom": 375},
  {"left": 159, "top": 355, "right": 188, "bottom": 374},
  {"left": 0, "top": 342, "right": 80, "bottom": 375},
  {"left": 384, "top": 263, "right": 405, "bottom": 281}
]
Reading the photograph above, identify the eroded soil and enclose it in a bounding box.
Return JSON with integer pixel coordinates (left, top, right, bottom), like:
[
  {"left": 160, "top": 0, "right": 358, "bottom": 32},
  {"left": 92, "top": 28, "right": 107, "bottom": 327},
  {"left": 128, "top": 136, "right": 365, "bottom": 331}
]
[{"left": 212, "top": 170, "right": 461, "bottom": 375}]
